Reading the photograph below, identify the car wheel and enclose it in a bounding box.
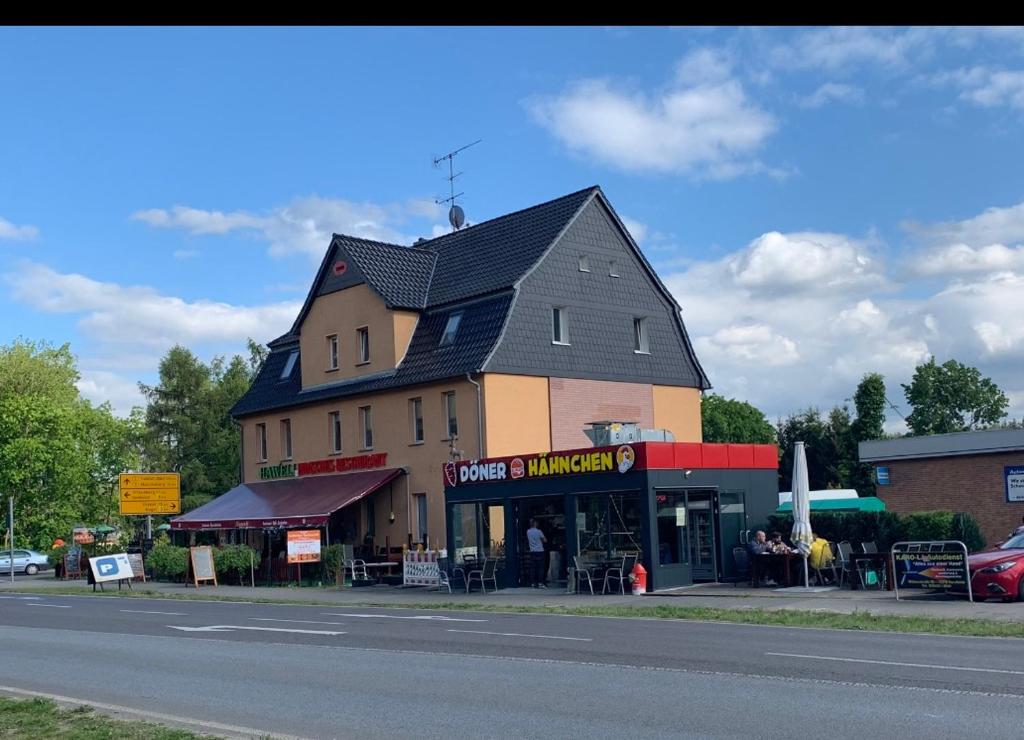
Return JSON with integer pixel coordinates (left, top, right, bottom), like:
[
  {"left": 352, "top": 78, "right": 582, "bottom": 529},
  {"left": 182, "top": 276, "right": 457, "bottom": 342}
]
[{"left": 25, "top": 564, "right": 38, "bottom": 576}]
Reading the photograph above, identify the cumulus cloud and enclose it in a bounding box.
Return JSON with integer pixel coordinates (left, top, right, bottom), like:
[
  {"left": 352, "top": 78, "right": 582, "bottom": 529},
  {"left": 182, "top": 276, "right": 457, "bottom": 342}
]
[
  {"left": 906, "top": 243, "right": 1024, "bottom": 277},
  {"left": 527, "top": 48, "right": 777, "bottom": 179},
  {"left": 0, "top": 216, "right": 39, "bottom": 241},
  {"left": 76, "top": 370, "right": 147, "bottom": 417},
  {"left": 932, "top": 66, "right": 1024, "bottom": 110},
  {"left": 798, "top": 82, "right": 865, "bottom": 108}
]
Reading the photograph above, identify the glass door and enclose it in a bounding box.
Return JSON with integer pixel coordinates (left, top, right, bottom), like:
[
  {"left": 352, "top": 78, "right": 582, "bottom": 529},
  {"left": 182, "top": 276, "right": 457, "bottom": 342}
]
[
  {"left": 687, "top": 494, "right": 717, "bottom": 581},
  {"left": 716, "top": 490, "right": 747, "bottom": 582}
]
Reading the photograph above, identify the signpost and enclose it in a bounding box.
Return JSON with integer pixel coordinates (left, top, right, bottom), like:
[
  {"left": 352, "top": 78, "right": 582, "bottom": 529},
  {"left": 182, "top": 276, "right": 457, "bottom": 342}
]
[
  {"left": 891, "top": 541, "right": 972, "bottom": 602},
  {"left": 188, "top": 546, "right": 217, "bottom": 588},
  {"left": 287, "top": 530, "right": 321, "bottom": 586},
  {"left": 119, "top": 473, "right": 181, "bottom": 515}
]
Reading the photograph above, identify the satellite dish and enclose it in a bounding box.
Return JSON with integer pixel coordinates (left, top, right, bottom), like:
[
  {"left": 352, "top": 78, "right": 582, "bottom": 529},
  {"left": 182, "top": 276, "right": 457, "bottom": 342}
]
[{"left": 449, "top": 204, "right": 465, "bottom": 230}]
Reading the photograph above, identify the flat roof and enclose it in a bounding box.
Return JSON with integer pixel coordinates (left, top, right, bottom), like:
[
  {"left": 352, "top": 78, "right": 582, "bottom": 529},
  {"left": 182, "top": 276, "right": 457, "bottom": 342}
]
[{"left": 859, "top": 428, "right": 1024, "bottom": 463}]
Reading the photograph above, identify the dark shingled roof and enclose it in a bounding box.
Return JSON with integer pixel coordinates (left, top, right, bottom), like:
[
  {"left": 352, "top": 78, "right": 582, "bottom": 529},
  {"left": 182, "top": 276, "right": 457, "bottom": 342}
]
[{"left": 337, "top": 235, "right": 436, "bottom": 309}]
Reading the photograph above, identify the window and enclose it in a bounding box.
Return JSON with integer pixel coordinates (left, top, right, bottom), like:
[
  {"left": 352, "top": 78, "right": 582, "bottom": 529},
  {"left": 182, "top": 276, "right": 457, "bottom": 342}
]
[
  {"left": 414, "top": 493, "right": 428, "bottom": 543},
  {"left": 365, "top": 497, "right": 375, "bottom": 538},
  {"left": 443, "top": 391, "right": 458, "bottom": 439},
  {"left": 578, "top": 254, "right": 590, "bottom": 272},
  {"left": 255, "top": 423, "right": 267, "bottom": 462},
  {"left": 633, "top": 317, "right": 650, "bottom": 353},
  {"left": 357, "top": 327, "right": 370, "bottom": 364},
  {"left": 360, "top": 406, "right": 373, "bottom": 449},
  {"left": 439, "top": 312, "right": 462, "bottom": 346},
  {"left": 552, "top": 307, "right": 569, "bottom": 344},
  {"left": 279, "top": 349, "right": 298, "bottom": 380},
  {"left": 609, "top": 260, "right": 620, "bottom": 278},
  {"left": 281, "top": 419, "right": 292, "bottom": 460},
  {"left": 409, "top": 397, "right": 424, "bottom": 443},
  {"left": 329, "top": 411, "right": 342, "bottom": 454},
  {"left": 327, "top": 334, "right": 339, "bottom": 370}
]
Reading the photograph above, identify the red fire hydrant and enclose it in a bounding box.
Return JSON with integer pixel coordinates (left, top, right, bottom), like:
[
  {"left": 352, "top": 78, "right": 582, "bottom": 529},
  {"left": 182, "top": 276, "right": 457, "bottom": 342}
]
[{"left": 630, "top": 562, "right": 647, "bottom": 595}]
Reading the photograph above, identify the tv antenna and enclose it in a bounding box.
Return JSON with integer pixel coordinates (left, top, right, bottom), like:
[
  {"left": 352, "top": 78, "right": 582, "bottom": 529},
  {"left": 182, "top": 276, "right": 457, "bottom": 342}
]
[{"left": 433, "top": 139, "right": 481, "bottom": 231}]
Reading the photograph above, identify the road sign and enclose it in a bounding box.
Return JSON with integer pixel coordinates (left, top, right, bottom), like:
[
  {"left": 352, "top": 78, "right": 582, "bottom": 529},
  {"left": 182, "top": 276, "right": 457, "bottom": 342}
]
[{"left": 119, "top": 473, "right": 180, "bottom": 515}]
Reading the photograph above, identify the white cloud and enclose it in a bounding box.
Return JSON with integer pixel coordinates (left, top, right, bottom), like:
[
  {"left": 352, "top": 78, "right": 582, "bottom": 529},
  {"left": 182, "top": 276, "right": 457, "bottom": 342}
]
[
  {"left": 5, "top": 261, "right": 299, "bottom": 349},
  {"left": 133, "top": 195, "right": 434, "bottom": 260},
  {"left": 906, "top": 243, "right": 1024, "bottom": 277},
  {"left": 527, "top": 48, "right": 776, "bottom": 178},
  {"left": 768, "top": 27, "right": 937, "bottom": 73},
  {"left": 0, "top": 216, "right": 39, "bottom": 241},
  {"left": 798, "top": 82, "right": 865, "bottom": 108},
  {"left": 621, "top": 217, "right": 648, "bottom": 244},
  {"left": 76, "top": 370, "right": 146, "bottom": 417},
  {"left": 933, "top": 66, "right": 1024, "bottom": 110},
  {"left": 903, "top": 199, "right": 1024, "bottom": 249}
]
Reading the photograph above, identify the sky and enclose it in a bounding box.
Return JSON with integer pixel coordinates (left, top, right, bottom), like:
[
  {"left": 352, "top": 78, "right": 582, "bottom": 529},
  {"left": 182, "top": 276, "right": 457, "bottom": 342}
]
[{"left": 2, "top": 26, "right": 1024, "bottom": 430}]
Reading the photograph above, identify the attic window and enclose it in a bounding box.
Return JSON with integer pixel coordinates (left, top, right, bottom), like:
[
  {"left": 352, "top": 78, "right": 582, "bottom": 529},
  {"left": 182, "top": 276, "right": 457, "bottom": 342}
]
[
  {"left": 279, "top": 350, "right": 299, "bottom": 380},
  {"left": 578, "top": 255, "right": 590, "bottom": 272},
  {"left": 439, "top": 312, "right": 463, "bottom": 347},
  {"left": 609, "top": 260, "right": 620, "bottom": 278}
]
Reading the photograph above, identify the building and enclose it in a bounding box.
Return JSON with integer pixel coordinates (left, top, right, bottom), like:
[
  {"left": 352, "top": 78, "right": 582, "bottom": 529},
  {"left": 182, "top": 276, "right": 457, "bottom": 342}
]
[
  {"left": 859, "top": 428, "right": 1024, "bottom": 547},
  {"left": 171, "top": 186, "right": 711, "bottom": 559}
]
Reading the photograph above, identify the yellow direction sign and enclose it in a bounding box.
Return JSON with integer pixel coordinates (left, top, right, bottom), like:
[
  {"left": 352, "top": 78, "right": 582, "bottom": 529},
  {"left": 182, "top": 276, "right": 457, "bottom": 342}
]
[{"left": 119, "top": 473, "right": 181, "bottom": 516}]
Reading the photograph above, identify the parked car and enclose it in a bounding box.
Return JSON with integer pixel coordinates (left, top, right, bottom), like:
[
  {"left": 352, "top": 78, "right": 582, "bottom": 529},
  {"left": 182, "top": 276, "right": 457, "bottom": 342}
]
[
  {"left": 968, "top": 533, "right": 1024, "bottom": 602},
  {"left": 0, "top": 549, "right": 50, "bottom": 575}
]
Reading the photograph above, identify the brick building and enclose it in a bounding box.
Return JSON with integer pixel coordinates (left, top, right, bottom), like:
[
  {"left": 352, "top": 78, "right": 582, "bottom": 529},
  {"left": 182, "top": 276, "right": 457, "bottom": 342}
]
[{"left": 859, "top": 428, "right": 1024, "bottom": 548}]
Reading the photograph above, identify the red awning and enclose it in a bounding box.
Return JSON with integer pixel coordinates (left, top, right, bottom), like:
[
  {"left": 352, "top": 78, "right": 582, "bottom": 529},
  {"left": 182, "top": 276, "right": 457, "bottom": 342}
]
[{"left": 170, "top": 468, "right": 404, "bottom": 530}]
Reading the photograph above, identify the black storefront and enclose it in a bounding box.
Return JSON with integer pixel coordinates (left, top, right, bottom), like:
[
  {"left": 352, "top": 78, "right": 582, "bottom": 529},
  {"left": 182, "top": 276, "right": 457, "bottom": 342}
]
[{"left": 444, "top": 442, "right": 778, "bottom": 592}]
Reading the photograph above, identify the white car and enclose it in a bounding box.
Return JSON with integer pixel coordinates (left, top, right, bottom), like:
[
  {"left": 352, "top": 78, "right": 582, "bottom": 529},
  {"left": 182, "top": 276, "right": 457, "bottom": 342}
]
[{"left": 0, "top": 549, "right": 50, "bottom": 575}]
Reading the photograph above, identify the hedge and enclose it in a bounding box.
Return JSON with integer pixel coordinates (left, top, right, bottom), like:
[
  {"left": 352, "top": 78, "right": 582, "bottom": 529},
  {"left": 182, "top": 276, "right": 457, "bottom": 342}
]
[{"left": 765, "top": 510, "right": 986, "bottom": 552}]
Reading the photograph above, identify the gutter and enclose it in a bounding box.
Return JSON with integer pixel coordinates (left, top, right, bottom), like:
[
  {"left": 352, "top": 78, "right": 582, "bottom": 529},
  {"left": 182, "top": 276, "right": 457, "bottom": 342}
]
[{"left": 466, "top": 372, "right": 483, "bottom": 459}]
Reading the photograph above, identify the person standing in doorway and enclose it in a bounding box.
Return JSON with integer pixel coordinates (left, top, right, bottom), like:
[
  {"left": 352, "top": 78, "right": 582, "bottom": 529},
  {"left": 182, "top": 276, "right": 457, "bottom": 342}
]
[{"left": 526, "top": 519, "right": 547, "bottom": 588}]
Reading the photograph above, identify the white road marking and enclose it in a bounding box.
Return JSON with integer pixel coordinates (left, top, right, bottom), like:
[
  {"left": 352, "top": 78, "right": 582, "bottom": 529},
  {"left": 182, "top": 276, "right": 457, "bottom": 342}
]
[
  {"left": 168, "top": 624, "right": 346, "bottom": 636},
  {"left": 120, "top": 610, "right": 187, "bottom": 616},
  {"left": 323, "top": 612, "right": 486, "bottom": 622},
  {"left": 0, "top": 684, "right": 312, "bottom": 740},
  {"left": 249, "top": 618, "right": 346, "bottom": 626},
  {"left": 766, "top": 652, "right": 1024, "bottom": 676},
  {"left": 447, "top": 629, "right": 592, "bottom": 641},
  {"left": 0, "top": 595, "right": 41, "bottom": 600},
  {"left": 26, "top": 604, "right": 70, "bottom": 608}
]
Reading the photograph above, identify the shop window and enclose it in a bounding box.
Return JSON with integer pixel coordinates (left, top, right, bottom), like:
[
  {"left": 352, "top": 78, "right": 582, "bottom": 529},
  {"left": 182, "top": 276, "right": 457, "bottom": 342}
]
[
  {"left": 357, "top": 326, "right": 370, "bottom": 364},
  {"left": 326, "top": 334, "right": 339, "bottom": 370},
  {"left": 360, "top": 406, "right": 373, "bottom": 449},
  {"left": 439, "top": 312, "right": 462, "bottom": 347},
  {"left": 451, "top": 503, "right": 479, "bottom": 562},
  {"left": 409, "top": 397, "right": 424, "bottom": 443},
  {"left": 633, "top": 317, "right": 650, "bottom": 354},
  {"left": 255, "top": 423, "right": 267, "bottom": 462},
  {"left": 552, "top": 307, "right": 569, "bottom": 345},
  {"left": 280, "top": 418, "right": 292, "bottom": 460},
  {"left": 329, "top": 411, "right": 342, "bottom": 454},
  {"left": 443, "top": 391, "right": 458, "bottom": 440},
  {"left": 656, "top": 492, "right": 689, "bottom": 565},
  {"left": 576, "top": 493, "right": 643, "bottom": 560}
]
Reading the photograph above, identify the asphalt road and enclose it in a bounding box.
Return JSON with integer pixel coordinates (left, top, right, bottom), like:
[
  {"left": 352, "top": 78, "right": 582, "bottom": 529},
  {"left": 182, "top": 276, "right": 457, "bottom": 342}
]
[{"left": 1, "top": 593, "right": 1022, "bottom": 739}]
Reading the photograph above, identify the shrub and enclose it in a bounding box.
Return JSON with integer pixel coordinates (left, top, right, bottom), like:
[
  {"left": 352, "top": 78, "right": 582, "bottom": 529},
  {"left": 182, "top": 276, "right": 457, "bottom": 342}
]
[
  {"left": 147, "top": 541, "right": 188, "bottom": 581},
  {"left": 213, "top": 544, "right": 260, "bottom": 585},
  {"left": 321, "top": 544, "right": 344, "bottom": 584}
]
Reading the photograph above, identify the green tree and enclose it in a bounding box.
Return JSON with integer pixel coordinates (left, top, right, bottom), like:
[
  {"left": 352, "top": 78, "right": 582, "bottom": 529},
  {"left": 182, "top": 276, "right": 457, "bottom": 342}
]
[
  {"left": 701, "top": 394, "right": 777, "bottom": 444},
  {"left": 903, "top": 358, "right": 1008, "bottom": 435},
  {"left": 849, "top": 372, "right": 887, "bottom": 496}
]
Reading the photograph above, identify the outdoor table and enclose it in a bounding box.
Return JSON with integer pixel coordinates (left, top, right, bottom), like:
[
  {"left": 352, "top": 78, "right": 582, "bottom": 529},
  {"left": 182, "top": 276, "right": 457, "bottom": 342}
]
[
  {"left": 847, "top": 553, "right": 894, "bottom": 590},
  {"left": 751, "top": 552, "right": 796, "bottom": 587},
  {"left": 362, "top": 561, "right": 399, "bottom": 583}
]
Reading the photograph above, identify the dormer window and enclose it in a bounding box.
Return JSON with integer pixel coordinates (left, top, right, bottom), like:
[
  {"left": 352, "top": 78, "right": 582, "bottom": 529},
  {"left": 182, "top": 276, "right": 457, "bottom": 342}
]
[
  {"left": 279, "top": 350, "right": 298, "bottom": 380},
  {"left": 440, "top": 312, "right": 462, "bottom": 347}
]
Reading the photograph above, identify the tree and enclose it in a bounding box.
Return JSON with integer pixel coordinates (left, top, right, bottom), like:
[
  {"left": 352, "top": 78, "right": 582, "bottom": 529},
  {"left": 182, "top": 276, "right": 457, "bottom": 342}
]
[
  {"left": 701, "top": 394, "right": 776, "bottom": 444},
  {"left": 849, "top": 373, "right": 886, "bottom": 496},
  {"left": 777, "top": 407, "right": 853, "bottom": 492},
  {"left": 903, "top": 358, "right": 1008, "bottom": 435}
]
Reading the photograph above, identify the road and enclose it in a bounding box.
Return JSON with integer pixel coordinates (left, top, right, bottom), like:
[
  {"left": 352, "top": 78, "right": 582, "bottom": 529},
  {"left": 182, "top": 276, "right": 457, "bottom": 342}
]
[{"left": 1, "top": 593, "right": 1022, "bottom": 739}]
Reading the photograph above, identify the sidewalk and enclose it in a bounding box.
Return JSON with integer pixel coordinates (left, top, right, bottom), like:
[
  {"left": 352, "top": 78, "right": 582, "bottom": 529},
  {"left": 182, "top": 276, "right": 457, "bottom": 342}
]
[{"left": 5, "top": 573, "right": 1023, "bottom": 624}]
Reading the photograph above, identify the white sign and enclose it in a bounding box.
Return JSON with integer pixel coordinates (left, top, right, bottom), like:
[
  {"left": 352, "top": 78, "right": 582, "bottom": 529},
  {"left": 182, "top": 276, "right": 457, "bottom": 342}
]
[
  {"left": 1006, "top": 466, "right": 1024, "bottom": 503},
  {"left": 286, "top": 530, "right": 321, "bottom": 564},
  {"left": 88, "top": 553, "right": 135, "bottom": 583}
]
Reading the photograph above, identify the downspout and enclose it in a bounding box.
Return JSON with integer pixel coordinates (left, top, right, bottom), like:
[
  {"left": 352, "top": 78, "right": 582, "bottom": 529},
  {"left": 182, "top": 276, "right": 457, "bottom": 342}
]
[{"left": 466, "top": 372, "right": 483, "bottom": 459}]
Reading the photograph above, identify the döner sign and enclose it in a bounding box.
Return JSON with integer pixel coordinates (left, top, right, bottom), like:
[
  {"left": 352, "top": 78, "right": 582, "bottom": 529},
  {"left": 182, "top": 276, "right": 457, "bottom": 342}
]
[{"left": 448, "top": 445, "right": 634, "bottom": 486}]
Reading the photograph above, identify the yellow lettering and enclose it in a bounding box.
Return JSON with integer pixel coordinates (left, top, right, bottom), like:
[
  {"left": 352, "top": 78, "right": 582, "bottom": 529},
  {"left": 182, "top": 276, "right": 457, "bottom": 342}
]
[
  {"left": 599, "top": 452, "right": 613, "bottom": 471},
  {"left": 580, "top": 454, "right": 591, "bottom": 472},
  {"left": 528, "top": 458, "right": 539, "bottom": 477},
  {"left": 570, "top": 455, "right": 581, "bottom": 473}
]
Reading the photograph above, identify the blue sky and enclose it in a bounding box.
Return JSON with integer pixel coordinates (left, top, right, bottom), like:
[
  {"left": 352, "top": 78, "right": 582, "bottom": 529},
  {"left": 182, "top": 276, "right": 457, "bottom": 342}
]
[{"left": 2, "top": 27, "right": 1024, "bottom": 427}]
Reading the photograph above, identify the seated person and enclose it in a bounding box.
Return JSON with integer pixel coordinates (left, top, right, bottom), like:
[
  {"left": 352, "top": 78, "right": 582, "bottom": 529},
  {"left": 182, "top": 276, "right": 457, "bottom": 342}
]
[
  {"left": 746, "top": 530, "right": 772, "bottom": 585},
  {"left": 808, "top": 533, "right": 835, "bottom": 583},
  {"left": 768, "top": 531, "right": 793, "bottom": 555}
]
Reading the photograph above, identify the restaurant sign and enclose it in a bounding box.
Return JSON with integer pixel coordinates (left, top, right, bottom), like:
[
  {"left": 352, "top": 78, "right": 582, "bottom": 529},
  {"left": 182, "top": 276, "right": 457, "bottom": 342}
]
[
  {"left": 258, "top": 452, "right": 388, "bottom": 481},
  {"left": 445, "top": 444, "right": 638, "bottom": 487}
]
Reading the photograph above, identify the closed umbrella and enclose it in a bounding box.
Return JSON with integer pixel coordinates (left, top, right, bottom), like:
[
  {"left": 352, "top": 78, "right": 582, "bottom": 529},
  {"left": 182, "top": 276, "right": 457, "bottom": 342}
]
[{"left": 790, "top": 441, "right": 813, "bottom": 589}]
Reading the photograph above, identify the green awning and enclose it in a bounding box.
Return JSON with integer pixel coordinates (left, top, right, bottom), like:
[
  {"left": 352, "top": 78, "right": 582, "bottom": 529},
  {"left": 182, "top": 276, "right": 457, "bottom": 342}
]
[{"left": 776, "top": 497, "right": 886, "bottom": 513}]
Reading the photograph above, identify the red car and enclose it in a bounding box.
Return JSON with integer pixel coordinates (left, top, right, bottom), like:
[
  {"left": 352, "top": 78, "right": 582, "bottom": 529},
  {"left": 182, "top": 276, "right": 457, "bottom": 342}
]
[{"left": 968, "top": 533, "right": 1024, "bottom": 602}]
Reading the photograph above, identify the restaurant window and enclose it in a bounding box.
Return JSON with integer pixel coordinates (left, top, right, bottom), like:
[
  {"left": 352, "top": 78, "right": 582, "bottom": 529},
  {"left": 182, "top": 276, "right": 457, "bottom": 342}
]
[
  {"left": 279, "top": 349, "right": 298, "bottom": 380},
  {"left": 439, "top": 312, "right": 462, "bottom": 347},
  {"left": 329, "top": 411, "right": 342, "bottom": 454},
  {"left": 656, "top": 492, "right": 689, "bottom": 565},
  {"left": 414, "top": 494, "right": 428, "bottom": 543},
  {"left": 357, "top": 326, "right": 370, "bottom": 364},
  {"left": 327, "top": 334, "right": 339, "bottom": 370},
  {"left": 443, "top": 391, "right": 458, "bottom": 440},
  {"left": 451, "top": 503, "right": 479, "bottom": 562},
  {"left": 255, "top": 423, "right": 267, "bottom": 462},
  {"left": 552, "top": 306, "right": 569, "bottom": 345},
  {"left": 633, "top": 317, "right": 650, "bottom": 354},
  {"left": 409, "top": 397, "right": 424, "bottom": 443},
  {"left": 576, "top": 493, "right": 643, "bottom": 560},
  {"left": 360, "top": 405, "right": 373, "bottom": 449},
  {"left": 280, "top": 418, "right": 292, "bottom": 460}
]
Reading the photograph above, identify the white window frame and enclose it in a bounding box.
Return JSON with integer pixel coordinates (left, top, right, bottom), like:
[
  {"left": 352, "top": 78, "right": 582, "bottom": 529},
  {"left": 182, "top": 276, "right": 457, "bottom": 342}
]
[
  {"left": 256, "top": 423, "right": 267, "bottom": 462},
  {"left": 327, "top": 334, "right": 339, "bottom": 370},
  {"left": 609, "top": 260, "right": 620, "bottom": 278},
  {"left": 552, "top": 306, "right": 569, "bottom": 345},
  {"left": 414, "top": 493, "right": 428, "bottom": 543},
  {"left": 360, "top": 406, "right": 373, "bottom": 450},
  {"left": 329, "top": 411, "right": 342, "bottom": 454},
  {"left": 281, "top": 418, "right": 292, "bottom": 460},
  {"left": 578, "top": 254, "right": 590, "bottom": 272},
  {"left": 356, "top": 326, "right": 370, "bottom": 364},
  {"left": 410, "top": 397, "right": 424, "bottom": 444},
  {"left": 443, "top": 391, "right": 458, "bottom": 440},
  {"left": 633, "top": 317, "right": 650, "bottom": 354}
]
